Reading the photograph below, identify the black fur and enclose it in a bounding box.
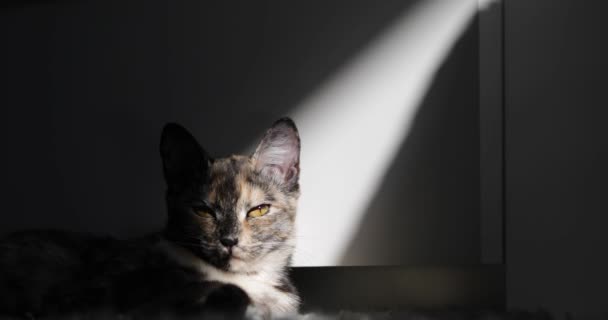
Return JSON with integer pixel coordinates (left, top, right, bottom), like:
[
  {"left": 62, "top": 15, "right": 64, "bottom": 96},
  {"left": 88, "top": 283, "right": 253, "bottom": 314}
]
[{"left": 0, "top": 230, "right": 250, "bottom": 318}]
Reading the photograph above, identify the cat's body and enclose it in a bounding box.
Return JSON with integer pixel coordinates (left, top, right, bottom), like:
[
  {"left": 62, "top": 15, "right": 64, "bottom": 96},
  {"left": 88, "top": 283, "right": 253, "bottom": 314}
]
[
  {"left": 0, "top": 118, "right": 302, "bottom": 319},
  {"left": 0, "top": 230, "right": 251, "bottom": 317}
]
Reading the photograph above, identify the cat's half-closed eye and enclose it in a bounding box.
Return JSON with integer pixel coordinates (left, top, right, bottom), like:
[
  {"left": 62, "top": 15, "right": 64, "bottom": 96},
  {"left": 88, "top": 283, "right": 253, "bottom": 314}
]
[
  {"left": 247, "top": 204, "right": 270, "bottom": 218},
  {"left": 193, "top": 205, "right": 215, "bottom": 219},
  {"left": 252, "top": 118, "right": 300, "bottom": 189}
]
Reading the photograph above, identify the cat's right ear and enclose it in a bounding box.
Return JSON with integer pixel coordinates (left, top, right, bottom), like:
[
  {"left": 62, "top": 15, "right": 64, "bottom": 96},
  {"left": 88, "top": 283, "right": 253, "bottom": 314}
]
[
  {"left": 252, "top": 118, "right": 300, "bottom": 189},
  {"left": 160, "top": 123, "right": 211, "bottom": 189}
]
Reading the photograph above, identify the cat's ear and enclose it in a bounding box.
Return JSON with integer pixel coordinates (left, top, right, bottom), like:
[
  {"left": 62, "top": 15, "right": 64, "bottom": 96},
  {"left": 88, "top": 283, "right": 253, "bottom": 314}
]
[
  {"left": 160, "top": 123, "right": 211, "bottom": 188},
  {"left": 252, "top": 118, "right": 300, "bottom": 188}
]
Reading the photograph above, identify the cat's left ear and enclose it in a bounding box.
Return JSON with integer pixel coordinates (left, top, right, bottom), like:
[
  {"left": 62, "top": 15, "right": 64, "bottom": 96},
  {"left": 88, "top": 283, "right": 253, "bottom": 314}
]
[
  {"left": 160, "top": 123, "right": 211, "bottom": 189},
  {"left": 252, "top": 118, "right": 300, "bottom": 189}
]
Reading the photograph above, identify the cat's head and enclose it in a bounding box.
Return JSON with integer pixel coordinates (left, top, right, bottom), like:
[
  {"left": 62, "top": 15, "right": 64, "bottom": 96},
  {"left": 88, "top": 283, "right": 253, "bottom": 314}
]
[{"left": 160, "top": 118, "right": 300, "bottom": 273}]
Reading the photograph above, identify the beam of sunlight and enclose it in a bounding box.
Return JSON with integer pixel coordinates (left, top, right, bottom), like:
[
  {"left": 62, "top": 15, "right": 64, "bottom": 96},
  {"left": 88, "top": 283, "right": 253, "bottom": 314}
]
[
  {"left": 478, "top": 0, "right": 500, "bottom": 10},
  {"left": 289, "top": 0, "right": 482, "bottom": 266},
  {"left": 279, "top": 0, "right": 482, "bottom": 266}
]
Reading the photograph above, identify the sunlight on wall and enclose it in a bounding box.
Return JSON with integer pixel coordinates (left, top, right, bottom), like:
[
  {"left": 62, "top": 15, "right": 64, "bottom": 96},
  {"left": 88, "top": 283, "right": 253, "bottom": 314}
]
[
  {"left": 478, "top": 0, "right": 499, "bottom": 10},
  {"left": 283, "top": 0, "right": 483, "bottom": 266}
]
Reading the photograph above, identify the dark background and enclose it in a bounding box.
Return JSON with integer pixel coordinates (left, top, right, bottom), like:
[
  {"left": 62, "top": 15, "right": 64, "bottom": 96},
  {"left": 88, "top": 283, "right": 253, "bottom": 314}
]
[
  {"left": 2, "top": 0, "right": 608, "bottom": 318},
  {"left": 504, "top": 0, "right": 608, "bottom": 318}
]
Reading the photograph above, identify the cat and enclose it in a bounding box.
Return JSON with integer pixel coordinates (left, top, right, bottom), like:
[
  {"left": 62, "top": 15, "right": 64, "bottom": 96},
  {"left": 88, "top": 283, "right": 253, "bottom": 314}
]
[{"left": 0, "top": 118, "right": 302, "bottom": 319}]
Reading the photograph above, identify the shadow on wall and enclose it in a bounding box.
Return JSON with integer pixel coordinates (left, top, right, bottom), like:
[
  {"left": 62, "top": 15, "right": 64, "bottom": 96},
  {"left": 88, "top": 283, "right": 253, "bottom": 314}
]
[
  {"left": 0, "top": 0, "right": 419, "bottom": 235},
  {"left": 167, "top": 0, "right": 422, "bottom": 154},
  {"left": 340, "top": 17, "right": 480, "bottom": 266}
]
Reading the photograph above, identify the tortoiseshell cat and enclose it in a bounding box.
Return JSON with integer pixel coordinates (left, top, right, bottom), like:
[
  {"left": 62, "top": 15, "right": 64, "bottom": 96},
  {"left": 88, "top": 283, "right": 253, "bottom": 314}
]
[{"left": 0, "top": 118, "right": 301, "bottom": 319}]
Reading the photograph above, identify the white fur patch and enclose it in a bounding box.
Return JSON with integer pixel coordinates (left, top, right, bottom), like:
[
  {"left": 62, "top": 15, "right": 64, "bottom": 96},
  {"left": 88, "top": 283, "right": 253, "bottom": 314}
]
[{"left": 159, "top": 240, "right": 300, "bottom": 319}]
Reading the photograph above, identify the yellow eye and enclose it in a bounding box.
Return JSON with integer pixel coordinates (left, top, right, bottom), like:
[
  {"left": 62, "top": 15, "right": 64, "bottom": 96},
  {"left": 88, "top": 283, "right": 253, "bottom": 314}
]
[
  {"left": 194, "top": 206, "right": 214, "bottom": 218},
  {"left": 197, "top": 210, "right": 212, "bottom": 217},
  {"left": 248, "top": 204, "right": 270, "bottom": 218}
]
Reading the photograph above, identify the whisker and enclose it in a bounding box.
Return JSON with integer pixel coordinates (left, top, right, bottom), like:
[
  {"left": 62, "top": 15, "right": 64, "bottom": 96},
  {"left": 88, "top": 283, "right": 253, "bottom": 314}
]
[
  {"left": 169, "top": 241, "right": 214, "bottom": 249},
  {"left": 241, "top": 242, "right": 295, "bottom": 249}
]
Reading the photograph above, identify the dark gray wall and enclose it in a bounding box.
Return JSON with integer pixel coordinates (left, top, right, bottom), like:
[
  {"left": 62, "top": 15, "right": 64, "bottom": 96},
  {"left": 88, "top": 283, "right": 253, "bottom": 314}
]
[
  {"left": 341, "top": 18, "right": 480, "bottom": 265},
  {"left": 1, "top": 0, "right": 481, "bottom": 266},
  {"left": 505, "top": 1, "right": 608, "bottom": 317}
]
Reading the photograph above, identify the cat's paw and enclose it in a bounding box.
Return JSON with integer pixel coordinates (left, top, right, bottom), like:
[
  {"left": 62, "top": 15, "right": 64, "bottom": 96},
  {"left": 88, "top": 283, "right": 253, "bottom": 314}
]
[
  {"left": 245, "top": 304, "right": 271, "bottom": 320},
  {"left": 204, "top": 283, "right": 251, "bottom": 318}
]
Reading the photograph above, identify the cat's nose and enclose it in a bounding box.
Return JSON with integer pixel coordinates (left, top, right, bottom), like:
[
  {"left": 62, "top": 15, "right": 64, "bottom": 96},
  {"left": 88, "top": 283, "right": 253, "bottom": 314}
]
[{"left": 220, "top": 237, "right": 238, "bottom": 248}]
